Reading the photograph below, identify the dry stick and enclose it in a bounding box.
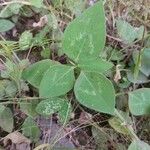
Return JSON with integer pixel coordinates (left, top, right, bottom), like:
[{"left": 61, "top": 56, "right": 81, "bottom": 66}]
[
  {"left": 26, "top": 44, "right": 33, "bottom": 59},
  {"left": 33, "top": 144, "right": 50, "bottom": 150},
  {"left": 46, "top": 117, "right": 53, "bottom": 144},
  {"left": 106, "top": 34, "right": 122, "bottom": 42}
]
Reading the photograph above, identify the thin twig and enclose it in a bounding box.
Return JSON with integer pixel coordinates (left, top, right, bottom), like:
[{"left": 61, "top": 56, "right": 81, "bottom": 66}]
[{"left": 107, "top": 34, "right": 122, "bottom": 42}]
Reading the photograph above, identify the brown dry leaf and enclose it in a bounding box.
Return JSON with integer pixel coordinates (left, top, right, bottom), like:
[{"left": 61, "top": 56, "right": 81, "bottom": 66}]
[
  {"left": 3, "top": 131, "right": 31, "bottom": 146},
  {"left": 32, "top": 15, "right": 48, "bottom": 28},
  {"left": 0, "top": 63, "right": 5, "bottom": 71},
  {"left": 78, "top": 112, "right": 92, "bottom": 124},
  {"left": 114, "top": 65, "right": 121, "bottom": 83},
  {"left": 14, "top": 143, "right": 31, "bottom": 150},
  {"left": 33, "top": 144, "right": 50, "bottom": 150}
]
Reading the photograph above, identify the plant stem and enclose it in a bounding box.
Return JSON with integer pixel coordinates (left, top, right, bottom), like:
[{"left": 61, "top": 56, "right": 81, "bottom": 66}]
[
  {"left": 0, "top": 97, "right": 47, "bottom": 101},
  {"left": 0, "top": 1, "right": 30, "bottom": 6}
]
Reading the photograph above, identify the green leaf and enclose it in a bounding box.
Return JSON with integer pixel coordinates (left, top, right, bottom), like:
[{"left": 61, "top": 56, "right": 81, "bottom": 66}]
[
  {"left": 129, "top": 88, "right": 150, "bottom": 116},
  {"left": 36, "top": 98, "right": 64, "bottom": 116},
  {"left": 133, "top": 48, "right": 150, "bottom": 77},
  {"left": 22, "top": 117, "right": 40, "bottom": 142},
  {"left": 109, "top": 117, "right": 129, "bottom": 135},
  {"left": 74, "top": 72, "right": 115, "bottom": 115},
  {"left": 145, "top": 37, "right": 150, "bottom": 47},
  {"left": 51, "top": 0, "right": 62, "bottom": 7},
  {"left": 32, "top": 26, "right": 49, "bottom": 46},
  {"left": 78, "top": 56, "right": 113, "bottom": 74},
  {"left": 40, "top": 64, "right": 75, "bottom": 97},
  {"left": 102, "top": 46, "right": 124, "bottom": 61},
  {"left": 64, "top": 0, "right": 86, "bottom": 16},
  {"left": 19, "top": 31, "right": 33, "bottom": 50},
  {"left": 1, "top": 60, "right": 22, "bottom": 86},
  {"left": 0, "top": 40, "right": 17, "bottom": 56},
  {"left": 47, "top": 14, "right": 58, "bottom": 29},
  {"left": 40, "top": 48, "right": 51, "bottom": 59},
  {"left": 37, "top": 97, "right": 72, "bottom": 124},
  {"left": 5, "top": 81, "right": 17, "bottom": 98},
  {"left": 0, "top": 80, "right": 6, "bottom": 100},
  {"left": 127, "top": 70, "right": 148, "bottom": 84},
  {"left": 116, "top": 19, "right": 144, "bottom": 44},
  {"left": 62, "top": 1, "right": 106, "bottom": 62},
  {"left": 29, "top": 0, "right": 44, "bottom": 8},
  {"left": 109, "top": 111, "right": 132, "bottom": 135},
  {"left": 0, "top": 105, "right": 5, "bottom": 114},
  {"left": 22, "top": 59, "right": 59, "bottom": 88},
  {"left": 58, "top": 100, "right": 72, "bottom": 124},
  {"left": 0, "top": 105, "right": 14, "bottom": 133},
  {"left": 128, "top": 140, "right": 150, "bottom": 150},
  {"left": 0, "top": 3, "right": 22, "bottom": 18},
  {"left": 0, "top": 80, "right": 18, "bottom": 100},
  {"left": 20, "top": 100, "right": 38, "bottom": 118},
  {"left": 0, "top": 19, "right": 15, "bottom": 32}
]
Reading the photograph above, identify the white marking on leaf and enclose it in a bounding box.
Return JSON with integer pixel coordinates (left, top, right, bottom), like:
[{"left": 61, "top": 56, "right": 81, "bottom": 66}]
[
  {"left": 89, "top": 35, "right": 94, "bottom": 54},
  {"left": 53, "top": 72, "right": 58, "bottom": 82}
]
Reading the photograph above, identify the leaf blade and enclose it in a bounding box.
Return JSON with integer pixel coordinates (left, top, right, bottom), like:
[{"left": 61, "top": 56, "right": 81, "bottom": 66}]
[
  {"left": 128, "top": 140, "right": 150, "bottom": 150},
  {"left": 129, "top": 88, "right": 150, "bottom": 115},
  {"left": 22, "top": 59, "right": 59, "bottom": 88},
  {"left": 74, "top": 72, "right": 115, "bottom": 115},
  {"left": 133, "top": 48, "right": 150, "bottom": 77},
  {"left": 78, "top": 57, "right": 113, "bottom": 74},
  {"left": 22, "top": 117, "right": 40, "bottom": 142},
  {"left": 62, "top": 1, "right": 106, "bottom": 62},
  {"left": 36, "top": 98, "right": 63, "bottom": 116},
  {"left": 39, "top": 64, "right": 75, "bottom": 97},
  {"left": 0, "top": 105, "right": 14, "bottom": 133},
  {"left": 0, "top": 19, "right": 15, "bottom": 32}
]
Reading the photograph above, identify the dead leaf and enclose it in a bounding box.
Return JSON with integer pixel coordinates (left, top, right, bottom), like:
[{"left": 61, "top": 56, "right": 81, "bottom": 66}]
[
  {"left": 3, "top": 131, "right": 31, "bottom": 146},
  {"left": 0, "top": 63, "right": 5, "bottom": 71},
  {"left": 78, "top": 112, "right": 92, "bottom": 124},
  {"left": 33, "top": 144, "right": 50, "bottom": 150},
  {"left": 114, "top": 65, "right": 121, "bottom": 83},
  {"left": 33, "top": 15, "right": 48, "bottom": 28}
]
